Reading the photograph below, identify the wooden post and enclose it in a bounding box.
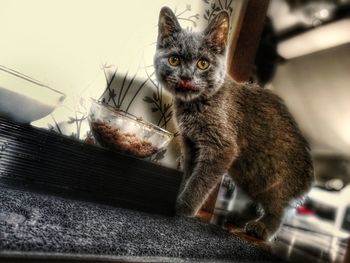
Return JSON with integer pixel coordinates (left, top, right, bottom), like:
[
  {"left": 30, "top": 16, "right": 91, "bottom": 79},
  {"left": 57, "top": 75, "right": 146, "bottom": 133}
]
[
  {"left": 227, "top": 0, "right": 270, "bottom": 83},
  {"left": 345, "top": 239, "right": 350, "bottom": 263}
]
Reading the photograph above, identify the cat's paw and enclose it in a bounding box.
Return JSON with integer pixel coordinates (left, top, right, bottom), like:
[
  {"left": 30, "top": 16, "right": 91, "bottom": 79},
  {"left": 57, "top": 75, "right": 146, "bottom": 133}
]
[
  {"left": 244, "top": 221, "right": 269, "bottom": 241},
  {"left": 175, "top": 198, "right": 196, "bottom": 217}
]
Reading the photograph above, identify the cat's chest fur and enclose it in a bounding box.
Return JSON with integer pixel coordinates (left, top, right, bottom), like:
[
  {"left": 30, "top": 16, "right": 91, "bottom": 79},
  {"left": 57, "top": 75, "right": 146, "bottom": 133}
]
[
  {"left": 174, "top": 97, "right": 227, "bottom": 143},
  {"left": 176, "top": 103, "right": 207, "bottom": 135}
]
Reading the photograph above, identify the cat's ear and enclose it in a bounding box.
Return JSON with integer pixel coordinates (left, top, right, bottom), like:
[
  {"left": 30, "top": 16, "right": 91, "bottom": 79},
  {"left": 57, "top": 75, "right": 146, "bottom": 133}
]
[
  {"left": 158, "top": 7, "right": 181, "bottom": 41},
  {"left": 204, "top": 11, "right": 230, "bottom": 52}
]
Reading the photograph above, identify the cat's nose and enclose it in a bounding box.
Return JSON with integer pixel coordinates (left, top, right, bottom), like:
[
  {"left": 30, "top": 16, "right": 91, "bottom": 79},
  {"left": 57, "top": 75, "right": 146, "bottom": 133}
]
[
  {"left": 180, "top": 69, "right": 193, "bottom": 81},
  {"left": 180, "top": 75, "right": 192, "bottom": 81}
]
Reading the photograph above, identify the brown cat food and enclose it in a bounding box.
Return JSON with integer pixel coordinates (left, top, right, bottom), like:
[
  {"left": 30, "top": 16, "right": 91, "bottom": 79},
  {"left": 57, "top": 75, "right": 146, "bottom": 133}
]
[{"left": 90, "top": 121, "right": 158, "bottom": 158}]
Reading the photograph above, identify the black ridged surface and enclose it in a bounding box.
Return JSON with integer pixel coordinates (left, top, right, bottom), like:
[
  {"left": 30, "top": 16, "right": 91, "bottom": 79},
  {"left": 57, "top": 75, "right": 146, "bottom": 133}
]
[{"left": 0, "top": 117, "right": 182, "bottom": 215}]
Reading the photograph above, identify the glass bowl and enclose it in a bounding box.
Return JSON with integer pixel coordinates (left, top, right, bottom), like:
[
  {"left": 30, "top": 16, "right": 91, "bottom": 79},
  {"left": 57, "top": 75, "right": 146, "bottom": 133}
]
[
  {"left": 0, "top": 65, "right": 66, "bottom": 124},
  {"left": 88, "top": 99, "right": 173, "bottom": 158}
]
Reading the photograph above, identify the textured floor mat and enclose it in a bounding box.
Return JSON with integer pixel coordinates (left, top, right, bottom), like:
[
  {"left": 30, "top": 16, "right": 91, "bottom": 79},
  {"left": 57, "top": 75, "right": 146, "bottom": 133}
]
[{"left": 0, "top": 186, "right": 284, "bottom": 262}]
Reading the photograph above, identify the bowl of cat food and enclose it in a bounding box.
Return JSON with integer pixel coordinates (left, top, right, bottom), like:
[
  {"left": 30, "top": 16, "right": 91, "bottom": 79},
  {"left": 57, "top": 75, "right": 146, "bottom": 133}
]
[
  {"left": 88, "top": 99, "right": 173, "bottom": 158},
  {"left": 0, "top": 65, "right": 66, "bottom": 124}
]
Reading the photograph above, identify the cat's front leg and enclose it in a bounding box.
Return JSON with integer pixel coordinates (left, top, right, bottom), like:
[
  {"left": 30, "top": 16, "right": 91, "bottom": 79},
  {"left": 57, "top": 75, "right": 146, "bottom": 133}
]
[
  {"left": 179, "top": 136, "right": 198, "bottom": 192},
  {"left": 176, "top": 146, "right": 236, "bottom": 217}
]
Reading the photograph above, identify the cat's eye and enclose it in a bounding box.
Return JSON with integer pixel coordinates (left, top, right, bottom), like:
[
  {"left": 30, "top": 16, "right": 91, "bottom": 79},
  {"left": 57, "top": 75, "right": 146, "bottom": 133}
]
[
  {"left": 197, "top": 59, "right": 210, "bottom": 70},
  {"left": 168, "top": 56, "right": 180, "bottom": 66}
]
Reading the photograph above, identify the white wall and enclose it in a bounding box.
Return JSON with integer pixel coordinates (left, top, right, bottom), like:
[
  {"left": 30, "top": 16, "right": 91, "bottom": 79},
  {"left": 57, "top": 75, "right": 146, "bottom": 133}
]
[
  {"left": 272, "top": 43, "right": 350, "bottom": 158},
  {"left": 0, "top": 0, "right": 205, "bottom": 126},
  {"left": 0, "top": 0, "right": 237, "bottom": 167}
]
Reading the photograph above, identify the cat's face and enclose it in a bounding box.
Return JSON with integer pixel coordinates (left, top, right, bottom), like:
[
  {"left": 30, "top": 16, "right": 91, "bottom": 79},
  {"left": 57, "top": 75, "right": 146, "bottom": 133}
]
[{"left": 154, "top": 7, "right": 229, "bottom": 102}]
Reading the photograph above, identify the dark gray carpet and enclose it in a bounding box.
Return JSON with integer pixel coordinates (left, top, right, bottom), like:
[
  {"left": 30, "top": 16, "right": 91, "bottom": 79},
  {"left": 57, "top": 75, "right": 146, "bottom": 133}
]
[{"left": 0, "top": 185, "right": 284, "bottom": 262}]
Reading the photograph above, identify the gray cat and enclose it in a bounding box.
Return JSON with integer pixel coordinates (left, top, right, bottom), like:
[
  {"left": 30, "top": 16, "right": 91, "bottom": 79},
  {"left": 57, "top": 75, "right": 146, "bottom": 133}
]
[{"left": 154, "top": 7, "right": 314, "bottom": 240}]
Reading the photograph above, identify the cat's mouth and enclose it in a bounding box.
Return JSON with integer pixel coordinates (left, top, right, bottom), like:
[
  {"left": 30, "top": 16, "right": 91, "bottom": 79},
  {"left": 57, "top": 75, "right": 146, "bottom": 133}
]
[
  {"left": 175, "top": 80, "right": 199, "bottom": 93},
  {"left": 175, "top": 86, "right": 199, "bottom": 93}
]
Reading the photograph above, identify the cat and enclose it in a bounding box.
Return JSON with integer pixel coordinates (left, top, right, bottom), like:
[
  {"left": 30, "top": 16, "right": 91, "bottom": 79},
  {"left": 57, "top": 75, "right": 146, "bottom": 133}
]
[{"left": 154, "top": 7, "right": 314, "bottom": 240}]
